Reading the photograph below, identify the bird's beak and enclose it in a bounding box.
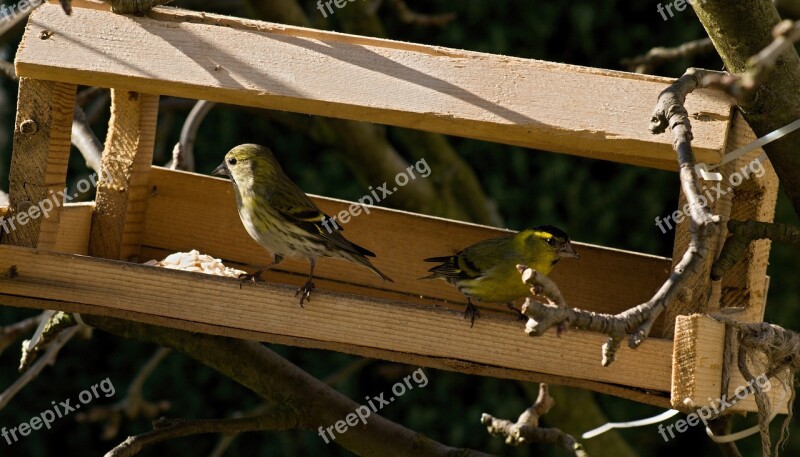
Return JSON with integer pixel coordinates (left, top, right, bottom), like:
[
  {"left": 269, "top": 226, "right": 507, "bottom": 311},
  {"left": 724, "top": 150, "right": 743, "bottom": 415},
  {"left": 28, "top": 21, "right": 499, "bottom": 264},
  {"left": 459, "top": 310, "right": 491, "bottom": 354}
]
[
  {"left": 559, "top": 242, "right": 580, "bottom": 260},
  {"left": 212, "top": 161, "right": 229, "bottom": 177}
]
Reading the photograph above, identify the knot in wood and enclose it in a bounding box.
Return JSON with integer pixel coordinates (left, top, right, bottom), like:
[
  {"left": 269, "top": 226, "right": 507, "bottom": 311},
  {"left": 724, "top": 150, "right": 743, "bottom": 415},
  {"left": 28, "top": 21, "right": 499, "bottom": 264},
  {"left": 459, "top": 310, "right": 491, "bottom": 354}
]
[
  {"left": 19, "top": 119, "right": 37, "bottom": 135},
  {"left": 17, "top": 201, "right": 33, "bottom": 212},
  {"left": 5, "top": 265, "right": 18, "bottom": 279},
  {"left": 676, "top": 287, "right": 692, "bottom": 304}
]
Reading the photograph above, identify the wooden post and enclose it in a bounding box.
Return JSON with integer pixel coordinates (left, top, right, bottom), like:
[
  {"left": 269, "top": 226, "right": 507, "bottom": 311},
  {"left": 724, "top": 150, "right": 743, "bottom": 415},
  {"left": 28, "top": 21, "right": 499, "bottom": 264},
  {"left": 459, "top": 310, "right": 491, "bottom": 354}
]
[
  {"left": 1, "top": 78, "right": 76, "bottom": 250},
  {"left": 89, "top": 89, "right": 158, "bottom": 261},
  {"left": 672, "top": 314, "right": 789, "bottom": 414},
  {"left": 664, "top": 113, "right": 778, "bottom": 337}
]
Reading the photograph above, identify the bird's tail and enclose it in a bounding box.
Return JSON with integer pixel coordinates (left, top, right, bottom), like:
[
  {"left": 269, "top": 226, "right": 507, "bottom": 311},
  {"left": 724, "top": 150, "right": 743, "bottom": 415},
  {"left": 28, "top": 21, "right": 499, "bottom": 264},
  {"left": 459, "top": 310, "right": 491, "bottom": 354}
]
[{"left": 348, "top": 253, "right": 394, "bottom": 282}]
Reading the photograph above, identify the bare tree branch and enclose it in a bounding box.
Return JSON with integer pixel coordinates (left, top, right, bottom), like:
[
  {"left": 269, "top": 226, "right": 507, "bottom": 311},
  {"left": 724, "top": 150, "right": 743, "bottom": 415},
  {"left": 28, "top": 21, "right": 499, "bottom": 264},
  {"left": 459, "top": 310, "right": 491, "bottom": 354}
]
[
  {"left": 0, "top": 2, "right": 37, "bottom": 37},
  {"left": 168, "top": 100, "right": 214, "bottom": 171},
  {"left": 0, "top": 326, "right": 80, "bottom": 410},
  {"left": 0, "top": 60, "right": 17, "bottom": 81},
  {"left": 83, "top": 314, "right": 495, "bottom": 457},
  {"left": 77, "top": 348, "right": 172, "bottom": 440},
  {"left": 699, "top": 20, "right": 800, "bottom": 102},
  {"left": 481, "top": 383, "right": 588, "bottom": 456},
  {"left": 385, "top": 0, "right": 456, "bottom": 27},
  {"left": 622, "top": 38, "right": 715, "bottom": 74},
  {"left": 101, "top": 0, "right": 173, "bottom": 14},
  {"left": 712, "top": 220, "right": 800, "bottom": 279},
  {"left": 0, "top": 314, "right": 41, "bottom": 356},
  {"left": 106, "top": 410, "right": 301, "bottom": 457},
  {"left": 519, "top": 68, "right": 721, "bottom": 365},
  {"left": 72, "top": 104, "right": 104, "bottom": 174}
]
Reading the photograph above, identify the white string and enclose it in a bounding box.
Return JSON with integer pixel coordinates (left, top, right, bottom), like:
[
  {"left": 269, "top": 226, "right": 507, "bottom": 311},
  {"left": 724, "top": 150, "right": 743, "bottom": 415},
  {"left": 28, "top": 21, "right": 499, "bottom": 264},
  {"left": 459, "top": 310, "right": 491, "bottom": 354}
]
[
  {"left": 696, "top": 117, "right": 800, "bottom": 181},
  {"left": 581, "top": 409, "right": 680, "bottom": 439},
  {"left": 706, "top": 385, "right": 788, "bottom": 443}
]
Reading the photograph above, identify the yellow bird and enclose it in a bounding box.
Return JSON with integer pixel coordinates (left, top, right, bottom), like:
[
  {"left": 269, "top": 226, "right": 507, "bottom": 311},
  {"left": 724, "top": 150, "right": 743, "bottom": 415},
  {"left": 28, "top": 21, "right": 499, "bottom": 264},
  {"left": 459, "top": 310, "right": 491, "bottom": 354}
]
[{"left": 423, "top": 226, "right": 579, "bottom": 326}]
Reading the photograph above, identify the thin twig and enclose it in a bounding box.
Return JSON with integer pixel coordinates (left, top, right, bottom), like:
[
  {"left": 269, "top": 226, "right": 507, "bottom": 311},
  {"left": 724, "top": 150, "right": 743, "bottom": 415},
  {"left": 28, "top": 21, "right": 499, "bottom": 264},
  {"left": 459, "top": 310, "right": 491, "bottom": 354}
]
[
  {"left": 208, "top": 357, "right": 372, "bottom": 456},
  {"left": 386, "top": 0, "right": 456, "bottom": 27},
  {"left": 77, "top": 348, "right": 172, "bottom": 439},
  {"left": 700, "top": 20, "right": 800, "bottom": 102},
  {"left": 0, "top": 326, "right": 80, "bottom": 410},
  {"left": 0, "top": 3, "right": 38, "bottom": 37},
  {"left": 20, "top": 311, "right": 76, "bottom": 371},
  {"left": 0, "top": 314, "right": 41, "bottom": 356},
  {"left": 519, "top": 68, "right": 721, "bottom": 365},
  {"left": 481, "top": 384, "right": 587, "bottom": 456},
  {"left": 0, "top": 60, "right": 17, "bottom": 81},
  {"left": 169, "top": 100, "right": 215, "bottom": 171},
  {"left": 712, "top": 220, "right": 800, "bottom": 279},
  {"left": 102, "top": 0, "right": 174, "bottom": 14},
  {"left": 622, "top": 37, "right": 715, "bottom": 74},
  {"left": 106, "top": 409, "right": 302, "bottom": 457},
  {"left": 72, "top": 104, "right": 104, "bottom": 174}
]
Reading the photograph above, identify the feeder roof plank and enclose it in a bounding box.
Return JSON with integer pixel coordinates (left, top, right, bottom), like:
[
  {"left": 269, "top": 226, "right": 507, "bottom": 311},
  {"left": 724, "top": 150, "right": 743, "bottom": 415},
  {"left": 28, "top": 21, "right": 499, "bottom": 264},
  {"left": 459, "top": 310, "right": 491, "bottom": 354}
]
[{"left": 17, "top": 3, "right": 733, "bottom": 170}]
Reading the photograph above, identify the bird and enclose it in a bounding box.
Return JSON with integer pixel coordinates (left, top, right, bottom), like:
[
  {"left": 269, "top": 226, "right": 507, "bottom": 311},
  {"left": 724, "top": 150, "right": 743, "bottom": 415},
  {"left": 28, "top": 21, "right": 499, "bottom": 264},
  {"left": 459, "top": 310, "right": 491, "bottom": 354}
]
[
  {"left": 422, "top": 225, "right": 579, "bottom": 326},
  {"left": 212, "top": 144, "right": 393, "bottom": 305}
]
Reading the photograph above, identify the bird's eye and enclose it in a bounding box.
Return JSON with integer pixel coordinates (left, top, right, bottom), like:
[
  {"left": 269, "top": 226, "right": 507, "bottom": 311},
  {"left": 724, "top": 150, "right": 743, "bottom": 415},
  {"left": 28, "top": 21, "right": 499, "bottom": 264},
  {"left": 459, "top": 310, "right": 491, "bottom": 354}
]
[
  {"left": 546, "top": 237, "right": 556, "bottom": 246},
  {"left": 227, "top": 158, "right": 237, "bottom": 166}
]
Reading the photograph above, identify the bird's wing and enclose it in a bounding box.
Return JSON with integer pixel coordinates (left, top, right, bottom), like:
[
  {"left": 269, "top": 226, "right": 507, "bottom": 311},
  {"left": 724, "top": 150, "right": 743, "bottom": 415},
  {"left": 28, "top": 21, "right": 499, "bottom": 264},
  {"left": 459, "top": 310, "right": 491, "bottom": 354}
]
[
  {"left": 270, "top": 183, "right": 375, "bottom": 258},
  {"left": 424, "top": 236, "right": 515, "bottom": 280}
]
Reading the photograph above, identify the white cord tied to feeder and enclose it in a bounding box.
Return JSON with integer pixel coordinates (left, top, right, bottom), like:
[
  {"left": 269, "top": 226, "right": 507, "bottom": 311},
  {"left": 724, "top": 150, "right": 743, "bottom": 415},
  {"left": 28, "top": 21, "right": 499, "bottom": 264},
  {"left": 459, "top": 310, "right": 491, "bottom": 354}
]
[
  {"left": 696, "top": 117, "right": 800, "bottom": 181},
  {"left": 581, "top": 409, "right": 680, "bottom": 439}
]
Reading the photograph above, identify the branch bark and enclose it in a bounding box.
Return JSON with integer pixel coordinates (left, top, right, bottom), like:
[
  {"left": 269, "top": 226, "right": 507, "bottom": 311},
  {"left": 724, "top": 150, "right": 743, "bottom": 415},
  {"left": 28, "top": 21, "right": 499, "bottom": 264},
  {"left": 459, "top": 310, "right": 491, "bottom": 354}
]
[
  {"left": 481, "top": 384, "right": 588, "bottom": 456},
  {"left": 692, "top": 2, "right": 800, "bottom": 216},
  {"left": 83, "top": 314, "right": 494, "bottom": 457}
]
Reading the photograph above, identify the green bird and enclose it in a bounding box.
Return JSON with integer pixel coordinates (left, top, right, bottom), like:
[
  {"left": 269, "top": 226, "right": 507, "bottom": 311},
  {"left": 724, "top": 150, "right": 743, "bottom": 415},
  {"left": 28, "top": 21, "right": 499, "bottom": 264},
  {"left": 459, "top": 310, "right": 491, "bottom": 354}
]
[
  {"left": 213, "top": 144, "right": 393, "bottom": 305},
  {"left": 422, "top": 226, "right": 579, "bottom": 326}
]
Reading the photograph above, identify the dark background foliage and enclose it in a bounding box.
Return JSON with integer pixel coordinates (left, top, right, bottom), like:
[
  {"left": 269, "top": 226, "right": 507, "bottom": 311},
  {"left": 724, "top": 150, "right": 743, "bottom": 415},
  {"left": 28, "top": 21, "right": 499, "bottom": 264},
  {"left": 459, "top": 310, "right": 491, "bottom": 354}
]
[{"left": 1, "top": 1, "right": 798, "bottom": 456}]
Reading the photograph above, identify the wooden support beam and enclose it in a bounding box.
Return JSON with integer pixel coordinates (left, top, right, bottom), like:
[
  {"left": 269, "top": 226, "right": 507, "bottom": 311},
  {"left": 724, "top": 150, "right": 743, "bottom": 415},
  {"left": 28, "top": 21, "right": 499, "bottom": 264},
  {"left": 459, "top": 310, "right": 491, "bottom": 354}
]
[
  {"left": 89, "top": 90, "right": 158, "bottom": 261},
  {"left": 672, "top": 314, "right": 789, "bottom": 414},
  {"left": 17, "top": 3, "right": 734, "bottom": 170},
  {"left": 143, "top": 167, "right": 673, "bottom": 324},
  {"left": 665, "top": 113, "right": 778, "bottom": 336},
  {"left": 0, "top": 243, "right": 672, "bottom": 392},
  {"left": 0, "top": 292, "right": 670, "bottom": 408},
  {"left": 52, "top": 202, "right": 93, "bottom": 255},
  {"left": 0, "top": 78, "right": 75, "bottom": 249},
  {"left": 718, "top": 113, "right": 777, "bottom": 323},
  {"left": 0, "top": 246, "right": 774, "bottom": 413}
]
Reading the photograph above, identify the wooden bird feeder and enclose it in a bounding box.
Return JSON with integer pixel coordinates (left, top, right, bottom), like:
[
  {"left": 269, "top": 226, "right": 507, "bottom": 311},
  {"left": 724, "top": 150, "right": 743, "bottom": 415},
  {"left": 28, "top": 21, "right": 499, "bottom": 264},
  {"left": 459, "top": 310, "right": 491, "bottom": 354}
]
[{"left": 0, "top": 0, "right": 788, "bottom": 414}]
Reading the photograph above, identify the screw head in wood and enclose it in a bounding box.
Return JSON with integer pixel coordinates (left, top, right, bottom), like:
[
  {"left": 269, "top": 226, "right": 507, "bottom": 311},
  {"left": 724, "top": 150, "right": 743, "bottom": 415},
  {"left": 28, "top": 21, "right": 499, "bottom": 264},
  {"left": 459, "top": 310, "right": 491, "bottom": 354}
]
[{"left": 19, "top": 119, "right": 37, "bottom": 135}]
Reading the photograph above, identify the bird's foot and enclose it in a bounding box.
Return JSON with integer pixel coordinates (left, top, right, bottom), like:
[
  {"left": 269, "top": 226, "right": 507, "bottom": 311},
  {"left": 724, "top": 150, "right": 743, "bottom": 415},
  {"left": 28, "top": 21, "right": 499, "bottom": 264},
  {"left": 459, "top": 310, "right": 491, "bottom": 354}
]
[
  {"left": 464, "top": 301, "right": 481, "bottom": 328},
  {"left": 238, "top": 270, "right": 264, "bottom": 289},
  {"left": 506, "top": 303, "right": 527, "bottom": 321},
  {"left": 295, "top": 280, "right": 315, "bottom": 307}
]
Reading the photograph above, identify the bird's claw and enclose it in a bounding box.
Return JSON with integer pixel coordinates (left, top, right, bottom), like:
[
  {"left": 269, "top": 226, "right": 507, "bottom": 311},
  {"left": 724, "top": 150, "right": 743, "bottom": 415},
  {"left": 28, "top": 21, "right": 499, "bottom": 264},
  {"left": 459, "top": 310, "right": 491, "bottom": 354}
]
[
  {"left": 464, "top": 301, "right": 480, "bottom": 328},
  {"left": 506, "top": 303, "right": 527, "bottom": 321},
  {"left": 237, "top": 271, "right": 264, "bottom": 289},
  {"left": 295, "top": 280, "right": 315, "bottom": 307}
]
